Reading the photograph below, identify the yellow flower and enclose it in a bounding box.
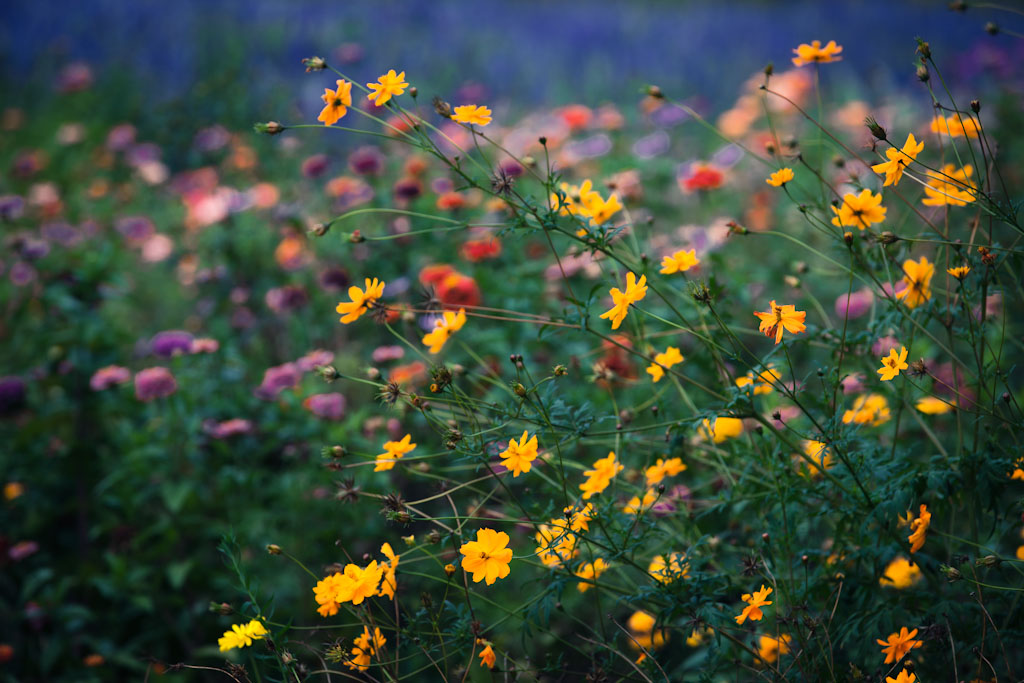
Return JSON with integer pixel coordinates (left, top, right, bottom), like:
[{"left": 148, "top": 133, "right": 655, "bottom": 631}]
[
  {"left": 886, "top": 669, "right": 917, "bottom": 683},
  {"left": 345, "top": 561, "right": 386, "bottom": 605},
  {"left": 659, "top": 248, "right": 700, "bottom": 275},
  {"left": 757, "top": 634, "right": 791, "bottom": 666},
  {"left": 879, "top": 556, "right": 922, "bottom": 589},
  {"left": 871, "top": 133, "right": 924, "bottom": 187},
  {"left": 644, "top": 457, "right": 686, "bottom": 486},
  {"left": 645, "top": 346, "right": 684, "bottom": 382},
  {"left": 477, "top": 639, "right": 496, "bottom": 669},
  {"left": 579, "top": 452, "right": 623, "bottom": 499},
  {"left": 346, "top": 626, "right": 386, "bottom": 672},
  {"left": 799, "top": 439, "right": 835, "bottom": 478},
  {"left": 877, "top": 627, "right": 922, "bottom": 664},
  {"left": 1010, "top": 457, "right": 1024, "bottom": 480},
  {"left": 599, "top": 272, "right": 647, "bottom": 330},
  {"left": 422, "top": 308, "right": 466, "bottom": 353},
  {"left": 877, "top": 345, "right": 909, "bottom": 381},
  {"left": 623, "top": 488, "right": 658, "bottom": 515},
  {"left": 336, "top": 278, "right": 385, "bottom": 324},
  {"left": 499, "top": 430, "right": 539, "bottom": 477},
  {"left": 947, "top": 265, "right": 970, "bottom": 279},
  {"left": 314, "top": 572, "right": 347, "bottom": 617},
  {"left": 374, "top": 434, "right": 416, "bottom": 472},
  {"left": 735, "top": 366, "right": 781, "bottom": 395},
  {"left": 535, "top": 521, "right": 578, "bottom": 567},
  {"left": 791, "top": 40, "right": 843, "bottom": 66},
  {"left": 896, "top": 257, "right": 934, "bottom": 309},
  {"left": 915, "top": 396, "right": 953, "bottom": 414},
  {"left": 830, "top": 189, "right": 886, "bottom": 230},
  {"left": 318, "top": 80, "right": 353, "bottom": 126},
  {"left": 551, "top": 180, "right": 599, "bottom": 217},
  {"left": 585, "top": 192, "right": 623, "bottom": 226},
  {"left": 701, "top": 416, "right": 744, "bottom": 443},
  {"left": 930, "top": 114, "right": 979, "bottom": 138},
  {"left": 765, "top": 168, "right": 794, "bottom": 187},
  {"left": 686, "top": 626, "right": 713, "bottom": 647},
  {"left": 378, "top": 542, "right": 399, "bottom": 600},
  {"left": 366, "top": 69, "right": 408, "bottom": 106},
  {"left": 922, "top": 163, "right": 977, "bottom": 206},
  {"left": 575, "top": 558, "right": 609, "bottom": 592},
  {"left": 459, "top": 528, "right": 513, "bottom": 585},
  {"left": 565, "top": 503, "right": 595, "bottom": 532},
  {"left": 649, "top": 552, "right": 689, "bottom": 584},
  {"left": 735, "top": 584, "right": 773, "bottom": 624},
  {"left": 908, "top": 503, "right": 931, "bottom": 553},
  {"left": 451, "top": 104, "right": 492, "bottom": 126},
  {"left": 4, "top": 482, "right": 24, "bottom": 500},
  {"left": 842, "top": 393, "right": 890, "bottom": 425},
  {"left": 217, "top": 619, "right": 269, "bottom": 652},
  {"left": 753, "top": 300, "right": 807, "bottom": 344},
  {"left": 627, "top": 611, "right": 667, "bottom": 651}
]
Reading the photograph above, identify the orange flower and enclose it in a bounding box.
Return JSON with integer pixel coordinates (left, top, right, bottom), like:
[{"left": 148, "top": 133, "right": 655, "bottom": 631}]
[
  {"left": 659, "top": 248, "right": 700, "bottom": 275},
  {"left": 876, "top": 626, "right": 922, "bottom": 664},
  {"left": 599, "top": 272, "right": 647, "bottom": 330},
  {"left": 580, "top": 452, "right": 623, "bottom": 499},
  {"left": 908, "top": 504, "right": 931, "bottom": 553},
  {"left": 336, "top": 278, "right": 385, "bottom": 324},
  {"left": 830, "top": 189, "right": 886, "bottom": 230},
  {"left": 896, "top": 257, "right": 934, "bottom": 309},
  {"left": 877, "top": 346, "right": 909, "bottom": 381},
  {"left": 754, "top": 300, "right": 807, "bottom": 344},
  {"left": 766, "top": 168, "right": 794, "bottom": 187},
  {"left": 681, "top": 163, "right": 724, "bottom": 192},
  {"left": 477, "top": 639, "right": 496, "bottom": 668},
  {"left": 735, "top": 584, "right": 773, "bottom": 624},
  {"left": 922, "top": 164, "right": 977, "bottom": 207},
  {"left": 498, "top": 430, "right": 539, "bottom": 477},
  {"left": 791, "top": 40, "right": 843, "bottom": 66},
  {"left": 318, "top": 80, "right": 352, "bottom": 126},
  {"left": 872, "top": 133, "right": 924, "bottom": 187},
  {"left": 459, "top": 528, "right": 513, "bottom": 585}
]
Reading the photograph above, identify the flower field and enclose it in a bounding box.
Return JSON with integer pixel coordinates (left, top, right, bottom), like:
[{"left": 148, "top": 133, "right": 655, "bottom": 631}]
[{"left": 3, "top": 3, "right": 1024, "bottom": 681}]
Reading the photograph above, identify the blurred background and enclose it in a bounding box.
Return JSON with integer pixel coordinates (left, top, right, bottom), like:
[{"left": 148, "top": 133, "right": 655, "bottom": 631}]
[{"left": 1, "top": 1, "right": 1022, "bottom": 681}]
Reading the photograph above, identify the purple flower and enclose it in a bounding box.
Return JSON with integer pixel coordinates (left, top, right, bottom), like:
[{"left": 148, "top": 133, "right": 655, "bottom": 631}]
[
  {"left": 193, "top": 125, "right": 231, "bottom": 152},
  {"left": 301, "top": 154, "right": 329, "bottom": 178},
  {"left": 393, "top": 177, "right": 422, "bottom": 201},
  {"left": 150, "top": 330, "right": 195, "bottom": 357},
  {"left": 265, "top": 285, "right": 309, "bottom": 314},
  {"left": 296, "top": 350, "right": 335, "bottom": 372},
  {"left": 134, "top": 367, "right": 177, "bottom": 401},
  {"left": 115, "top": 216, "right": 155, "bottom": 243},
  {"left": 318, "top": 267, "right": 350, "bottom": 292},
  {"left": 9, "top": 262, "right": 36, "bottom": 287},
  {"left": 348, "top": 146, "right": 385, "bottom": 176},
  {"left": 0, "top": 195, "right": 25, "bottom": 220},
  {"left": 632, "top": 131, "right": 670, "bottom": 159},
  {"left": 41, "top": 222, "right": 81, "bottom": 247},
  {"left": 0, "top": 376, "right": 27, "bottom": 415},
  {"left": 106, "top": 124, "right": 137, "bottom": 151},
  {"left": 834, "top": 287, "right": 873, "bottom": 320},
  {"left": 498, "top": 159, "right": 524, "bottom": 178},
  {"left": 90, "top": 365, "right": 131, "bottom": 391},
  {"left": 255, "top": 363, "right": 301, "bottom": 400},
  {"left": 305, "top": 393, "right": 346, "bottom": 420}
]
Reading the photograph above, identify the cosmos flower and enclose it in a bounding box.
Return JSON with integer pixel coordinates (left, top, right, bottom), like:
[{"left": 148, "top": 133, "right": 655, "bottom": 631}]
[
  {"left": 575, "top": 558, "right": 609, "bottom": 593},
  {"left": 217, "top": 619, "right": 268, "bottom": 652},
  {"left": 842, "top": 394, "right": 890, "bottom": 425},
  {"left": 922, "top": 164, "right": 977, "bottom": 207},
  {"left": 336, "top": 278, "right": 386, "bottom": 324},
  {"left": 645, "top": 346, "right": 684, "bottom": 382},
  {"left": 896, "top": 257, "right": 934, "bottom": 309},
  {"left": 318, "top": 80, "right": 352, "bottom": 126},
  {"left": 346, "top": 626, "right": 386, "bottom": 672},
  {"left": 947, "top": 265, "right": 970, "bottom": 279},
  {"left": 791, "top": 40, "right": 843, "bottom": 66},
  {"left": 649, "top": 553, "right": 689, "bottom": 584},
  {"left": 498, "top": 430, "right": 539, "bottom": 477},
  {"left": 871, "top": 133, "right": 924, "bottom": 187},
  {"left": 879, "top": 556, "right": 922, "bottom": 589},
  {"left": 735, "top": 584, "right": 773, "bottom": 624},
  {"left": 915, "top": 396, "right": 953, "bottom": 415},
  {"left": 930, "top": 114, "right": 979, "bottom": 138},
  {"left": 459, "top": 528, "right": 513, "bottom": 585},
  {"left": 451, "top": 105, "right": 492, "bottom": 126},
  {"left": 765, "top": 168, "right": 794, "bottom": 187},
  {"left": 735, "top": 366, "right": 781, "bottom": 395},
  {"left": 477, "top": 640, "right": 496, "bottom": 669},
  {"left": 599, "top": 272, "right": 647, "bottom": 330},
  {"left": 580, "top": 452, "right": 624, "bottom": 499},
  {"left": 644, "top": 457, "right": 686, "bottom": 486},
  {"left": 373, "top": 433, "right": 416, "bottom": 472},
  {"left": 908, "top": 504, "right": 931, "bottom": 553},
  {"left": 701, "top": 417, "right": 744, "bottom": 443},
  {"left": 366, "top": 70, "right": 408, "bottom": 106},
  {"left": 757, "top": 634, "right": 791, "bottom": 666},
  {"left": 830, "top": 189, "right": 886, "bottom": 230},
  {"left": 877, "top": 346, "right": 909, "bottom": 381},
  {"left": 659, "top": 248, "right": 700, "bottom": 275},
  {"left": 754, "top": 300, "right": 807, "bottom": 344},
  {"left": 877, "top": 627, "right": 922, "bottom": 664},
  {"left": 422, "top": 309, "right": 467, "bottom": 353}
]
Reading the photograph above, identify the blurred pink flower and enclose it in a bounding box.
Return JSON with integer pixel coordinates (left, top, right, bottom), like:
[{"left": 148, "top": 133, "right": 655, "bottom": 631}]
[
  {"left": 150, "top": 330, "right": 194, "bottom": 357},
  {"left": 255, "top": 363, "right": 300, "bottom": 400},
  {"left": 56, "top": 62, "right": 93, "bottom": 93},
  {"left": 296, "top": 350, "right": 334, "bottom": 372},
  {"left": 372, "top": 346, "right": 405, "bottom": 363},
  {"left": 305, "top": 393, "right": 346, "bottom": 420},
  {"left": 90, "top": 365, "right": 131, "bottom": 391},
  {"left": 190, "top": 338, "right": 219, "bottom": 354},
  {"left": 9, "top": 541, "right": 39, "bottom": 561},
  {"left": 141, "top": 234, "right": 174, "bottom": 262},
  {"left": 840, "top": 372, "right": 866, "bottom": 394},
  {"left": 134, "top": 367, "right": 177, "bottom": 401},
  {"left": 872, "top": 336, "right": 900, "bottom": 356},
  {"left": 834, "top": 287, "right": 873, "bottom": 319},
  {"left": 204, "top": 418, "right": 253, "bottom": 439}
]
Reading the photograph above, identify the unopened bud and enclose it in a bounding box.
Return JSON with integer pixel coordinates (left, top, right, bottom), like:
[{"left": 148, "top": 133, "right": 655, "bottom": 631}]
[
  {"left": 409, "top": 86, "right": 418, "bottom": 98},
  {"left": 784, "top": 275, "right": 800, "bottom": 288},
  {"left": 317, "top": 365, "right": 340, "bottom": 382},
  {"left": 330, "top": 445, "right": 346, "bottom": 458},
  {"left": 553, "top": 364, "right": 567, "bottom": 376},
  {"left": 761, "top": 532, "right": 770, "bottom": 543},
  {"left": 864, "top": 116, "right": 887, "bottom": 141},
  {"left": 916, "top": 65, "right": 930, "bottom": 82},
  {"left": 985, "top": 22, "right": 999, "bottom": 35},
  {"left": 267, "top": 544, "right": 282, "bottom": 555},
  {"left": 254, "top": 121, "right": 285, "bottom": 135},
  {"left": 302, "top": 56, "right": 326, "bottom": 72},
  {"left": 432, "top": 96, "right": 452, "bottom": 118},
  {"left": 971, "top": 99, "right": 980, "bottom": 113},
  {"left": 349, "top": 230, "right": 365, "bottom": 243},
  {"left": 764, "top": 63, "right": 774, "bottom": 77},
  {"left": 916, "top": 40, "right": 932, "bottom": 59},
  {"left": 977, "top": 554, "right": 1001, "bottom": 568},
  {"left": 646, "top": 85, "right": 664, "bottom": 99},
  {"left": 210, "top": 601, "right": 234, "bottom": 615},
  {"left": 538, "top": 136, "right": 547, "bottom": 146},
  {"left": 843, "top": 231, "right": 854, "bottom": 246},
  {"left": 878, "top": 231, "right": 899, "bottom": 245},
  {"left": 444, "top": 563, "right": 456, "bottom": 578},
  {"left": 311, "top": 222, "right": 330, "bottom": 237},
  {"left": 366, "top": 367, "right": 381, "bottom": 380},
  {"left": 940, "top": 565, "right": 963, "bottom": 581},
  {"left": 511, "top": 382, "right": 527, "bottom": 398},
  {"left": 402, "top": 534, "right": 415, "bottom": 546}
]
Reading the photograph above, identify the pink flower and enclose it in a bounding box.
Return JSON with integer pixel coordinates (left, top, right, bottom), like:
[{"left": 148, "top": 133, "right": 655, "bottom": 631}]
[
  {"left": 304, "top": 393, "right": 346, "bottom": 420},
  {"left": 255, "top": 363, "right": 300, "bottom": 400},
  {"left": 204, "top": 418, "right": 253, "bottom": 439},
  {"left": 371, "top": 346, "right": 405, "bottom": 363},
  {"left": 834, "top": 287, "right": 873, "bottom": 319},
  {"left": 190, "top": 338, "right": 219, "bottom": 354},
  {"left": 9, "top": 541, "right": 39, "bottom": 561},
  {"left": 872, "top": 336, "right": 901, "bottom": 357},
  {"left": 90, "top": 365, "right": 131, "bottom": 391},
  {"left": 296, "top": 349, "right": 334, "bottom": 372},
  {"left": 134, "top": 367, "right": 177, "bottom": 401}
]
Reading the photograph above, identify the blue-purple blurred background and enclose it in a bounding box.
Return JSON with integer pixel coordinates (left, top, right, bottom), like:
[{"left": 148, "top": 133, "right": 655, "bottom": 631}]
[{"left": 3, "top": 0, "right": 1023, "bottom": 115}]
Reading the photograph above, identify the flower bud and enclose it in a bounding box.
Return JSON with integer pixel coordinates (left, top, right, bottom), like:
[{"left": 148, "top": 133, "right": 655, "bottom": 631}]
[
  {"left": 348, "top": 230, "right": 365, "bottom": 243},
  {"left": 267, "top": 544, "right": 282, "bottom": 555},
  {"left": 976, "top": 555, "right": 1001, "bottom": 568},
  {"left": 970, "top": 99, "right": 980, "bottom": 113},
  {"left": 409, "top": 86, "right": 418, "bottom": 98},
  {"left": 985, "top": 22, "right": 999, "bottom": 35},
  {"left": 916, "top": 65, "right": 930, "bottom": 82},
  {"left": 302, "top": 56, "right": 327, "bottom": 72},
  {"left": 402, "top": 534, "right": 415, "bottom": 546},
  {"left": 316, "top": 365, "right": 340, "bottom": 382},
  {"left": 428, "top": 530, "right": 442, "bottom": 544},
  {"left": 511, "top": 382, "right": 527, "bottom": 398},
  {"left": 646, "top": 85, "right": 664, "bottom": 99},
  {"left": 553, "top": 364, "right": 567, "bottom": 376},
  {"left": 940, "top": 564, "right": 963, "bottom": 581},
  {"left": 310, "top": 222, "right": 330, "bottom": 237},
  {"left": 864, "top": 116, "right": 887, "bottom": 141},
  {"left": 432, "top": 96, "right": 452, "bottom": 118},
  {"left": 763, "top": 63, "right": 774, "bottom": 77},
  {"left": 254, "top": 121, "right": 285, "bottom": 135},
  {"left": 916, "top": 40, "right": 932, "bottom": 58},
  {"left": 210, "top": 601, "right": 234, "bottom": 615},
  {"left": 366, "top": 367, "right": 381, "bottom": 380},
  {"left": 843, "top": 231, "right": 854, "bottom": 246},
  {"left": 444, "top": 563, "right": 456, "bottom": 578}
]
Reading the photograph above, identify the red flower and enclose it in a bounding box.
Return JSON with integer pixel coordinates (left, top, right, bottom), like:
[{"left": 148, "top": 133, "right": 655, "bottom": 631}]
[{"left": 681, "top": 163, "right": 724, "bottom": 192}]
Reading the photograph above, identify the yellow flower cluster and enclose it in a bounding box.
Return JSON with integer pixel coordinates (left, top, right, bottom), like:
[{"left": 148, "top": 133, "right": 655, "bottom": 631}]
[
  {"left": 550, "top": 179, "right": 623, "bottom": 227},
  {"left": 217, "top": 619, "right": 269, "bottom": 652}
]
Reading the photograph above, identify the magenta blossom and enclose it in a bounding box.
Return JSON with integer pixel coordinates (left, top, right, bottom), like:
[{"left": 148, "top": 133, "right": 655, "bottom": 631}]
[
  {"left": 134, "top": 367, "right": 177, "bottom": 401},
  {"left": 90, "top": 365, "right": 131, "bottom": 391},
  {"left": 305, "top": 393, "right": 346, "bottom": 420}
]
